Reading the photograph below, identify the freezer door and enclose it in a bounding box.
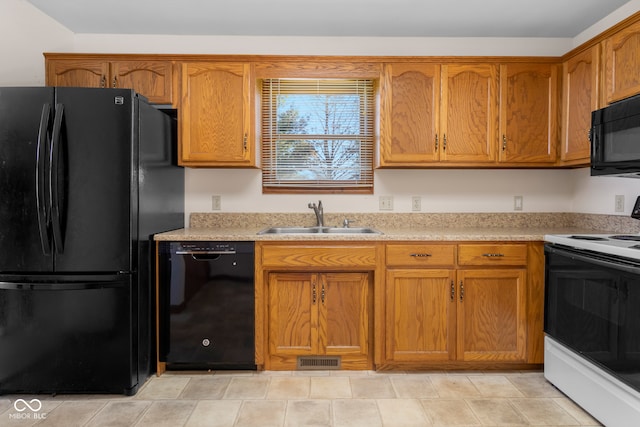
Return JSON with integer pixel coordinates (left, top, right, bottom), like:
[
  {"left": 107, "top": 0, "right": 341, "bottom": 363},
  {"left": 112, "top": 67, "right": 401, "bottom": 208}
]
[
  {"left": 0, "top": 274, "right": 136, "bottom": 395},
  {"left": 0, "top": 87, "right": 55, "bottom": 273},
  {"left": 52, "top": 88, "right": 135, "bottom": 273}
]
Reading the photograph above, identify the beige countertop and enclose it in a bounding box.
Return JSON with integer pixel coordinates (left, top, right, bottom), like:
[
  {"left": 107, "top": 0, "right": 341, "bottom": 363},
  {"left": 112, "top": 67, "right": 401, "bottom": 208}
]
[
  {"left": 154, "top": 212, "right": 639, "bottom": 242},
  {"left": 154, "top": 226, "right": 602, "bottom": 242}
]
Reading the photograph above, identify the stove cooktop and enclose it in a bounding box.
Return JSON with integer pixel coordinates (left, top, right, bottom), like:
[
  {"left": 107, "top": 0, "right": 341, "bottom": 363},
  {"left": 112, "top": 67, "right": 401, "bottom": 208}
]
[{"left": 544, "top": 234, "right": 640, "bottom": 260}]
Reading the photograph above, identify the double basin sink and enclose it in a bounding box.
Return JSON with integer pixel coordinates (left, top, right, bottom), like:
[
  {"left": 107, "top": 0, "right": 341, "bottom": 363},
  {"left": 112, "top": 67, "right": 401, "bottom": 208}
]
[{"left": 258, "top": 226, "right": 382, "bottom": 235}]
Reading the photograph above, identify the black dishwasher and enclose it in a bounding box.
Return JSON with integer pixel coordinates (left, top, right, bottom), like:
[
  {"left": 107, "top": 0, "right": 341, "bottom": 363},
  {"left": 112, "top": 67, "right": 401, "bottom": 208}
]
[{"left": 158, "top": 241, "right": 256, "bottom": 370}]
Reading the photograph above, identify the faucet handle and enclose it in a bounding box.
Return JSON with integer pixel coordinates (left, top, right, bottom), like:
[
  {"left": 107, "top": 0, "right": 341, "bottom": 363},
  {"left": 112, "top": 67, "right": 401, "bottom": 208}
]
[{"left": 343, "top": 218, "right": 356, "bottom": 228}]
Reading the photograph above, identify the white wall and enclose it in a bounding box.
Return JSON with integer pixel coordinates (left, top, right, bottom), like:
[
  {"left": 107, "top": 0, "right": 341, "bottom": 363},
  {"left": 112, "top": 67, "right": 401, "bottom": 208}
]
[{"left": 4, "top": 0, "right": 640, "bottom": 217}]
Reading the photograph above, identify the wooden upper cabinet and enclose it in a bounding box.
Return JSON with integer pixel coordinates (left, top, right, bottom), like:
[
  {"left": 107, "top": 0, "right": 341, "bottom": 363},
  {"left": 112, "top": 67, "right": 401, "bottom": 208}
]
[
  {"left": 604, "top": 19, "right": 640, "bottom": 103},
  {"left": 561, "top": 46, "right": 599, "bottom": 164},
  {"left": 179, "top": 62, "right": 254, "bottom": 167},
  {"left": 46, "top": 59, "right": 109, "bottom": 88},
  {"left": 380, "top": 63, "right": 440, "bottom": 165},
  {"left": 46, "top": 58, "right": 174, "bottom": 104},
  {"left": 440, "top": 64, "right": 498, "bottom": 163},
  {"left": 499, "top": 63, "right": 559, "bottom": 163}
]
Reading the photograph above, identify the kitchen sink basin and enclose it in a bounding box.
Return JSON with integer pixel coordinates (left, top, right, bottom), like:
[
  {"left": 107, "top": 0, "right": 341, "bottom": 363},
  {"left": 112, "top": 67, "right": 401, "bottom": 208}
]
[{"left": 257, "top": 226, "right": 382, "bottom": 235}]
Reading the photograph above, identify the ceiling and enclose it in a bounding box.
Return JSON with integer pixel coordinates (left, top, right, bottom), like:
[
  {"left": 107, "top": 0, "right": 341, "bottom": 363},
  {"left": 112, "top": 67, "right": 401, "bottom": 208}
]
[{"left": 28, "top": 0, "right": 631, "bottom": 38}]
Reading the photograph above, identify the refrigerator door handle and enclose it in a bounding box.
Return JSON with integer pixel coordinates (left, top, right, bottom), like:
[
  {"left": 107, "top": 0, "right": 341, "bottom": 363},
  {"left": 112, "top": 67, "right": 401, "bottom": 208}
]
[
  {"left": 0, "top": 280, "right": 125, "bottom": 291},
  {"left": 36, "top": 103, "right": 52, "bottom": 255},
  {"left": 50, "top": 103, "right": 65, "bottom": 254}
]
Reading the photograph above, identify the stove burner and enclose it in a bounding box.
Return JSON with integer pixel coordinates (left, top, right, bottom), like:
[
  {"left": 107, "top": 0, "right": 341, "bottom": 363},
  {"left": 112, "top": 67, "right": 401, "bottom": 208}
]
[
  {"left": 569, "top": 235, "right": 609, "bottom": 241},
  {"left": 609, "top": 235, "right": 640, "bottom": 241}
]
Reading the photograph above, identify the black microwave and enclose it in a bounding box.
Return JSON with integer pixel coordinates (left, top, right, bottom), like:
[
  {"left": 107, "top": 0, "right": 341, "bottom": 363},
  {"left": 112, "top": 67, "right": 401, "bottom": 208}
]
[{"left": 591, "top": 93, "right": 640, "bottom": 177}]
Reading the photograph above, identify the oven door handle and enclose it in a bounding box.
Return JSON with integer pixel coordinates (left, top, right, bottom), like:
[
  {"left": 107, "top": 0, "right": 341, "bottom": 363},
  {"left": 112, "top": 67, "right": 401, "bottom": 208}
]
[{"left": 546, "top": 245, "right": 640, "bottom": 275}]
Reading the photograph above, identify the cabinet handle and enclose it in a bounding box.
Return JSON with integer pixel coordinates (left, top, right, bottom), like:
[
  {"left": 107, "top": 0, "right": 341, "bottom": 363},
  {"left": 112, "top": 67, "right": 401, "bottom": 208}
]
[
  {"left": 443, "top": 133, "right": 447, "bottom": 151},
  {"left": 450, "top": 280, "right": 455, "bottom": 301},
  {"left": 460, "top": 281, "right": 464, "bottom": 302},
  {"left": 321, "top": 283, "right": 325, "bottom": 304},
  {"left": 410, "top": 253, "right": 431, "bottom": 258},
  {"left": 435, "top": 134, "right": 439, "bottom": 151},
  {"left": 243, "top": 133, "right": 248, "bottom": 152},
  {"left": 312, "top": 281, "right": 317, "bottom": 304},
  {"left": 112, "top": 76, "right": 117, "bottom": 88},
  {"left": 502, "top": 134, "right": 507, "bottom": 151},
  {"left": 482, "top": 253, "right": 505, "bottom": 257},
  {"left": 100, "top": 76, "right": 106, "bottom": 88}
]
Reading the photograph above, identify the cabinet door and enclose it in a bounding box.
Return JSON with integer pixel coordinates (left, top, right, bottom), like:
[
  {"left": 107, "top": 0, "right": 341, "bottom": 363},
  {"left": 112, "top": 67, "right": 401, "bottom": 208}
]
[
  {"left": 320, "top": 273, "right": 371, "bottom": 358},
  {"left": 441, "top": 64, "right": 498, "bottom": 163},
  {"left": 111, "top": 61, "right": 174, "bottom": 104},
  {"left": 380, "top": 63, "right": 440, "bottom": 165},
  {"left": 605, "top": 19, "right": 640, "bottom": 103},
  {"left": 457, "top": 269, "right": 527, "bottom": 362},
  {"left": 499, "top": 63, "right": 558, "bottom": 163},
  {"left": 46, "top": 59, "right": 109, "bottom": 88},
  {"left": 561, "top": 47, "right": 599, "bottom": 163},
  {"left": 386, "top": 269, "right": 456, "bottom": 362},
  {"left": 268, "top": 272, "right": 318, "bottom": 356},
  {"left": 180, "top": 62, "right": 253, "bottom": 166}
]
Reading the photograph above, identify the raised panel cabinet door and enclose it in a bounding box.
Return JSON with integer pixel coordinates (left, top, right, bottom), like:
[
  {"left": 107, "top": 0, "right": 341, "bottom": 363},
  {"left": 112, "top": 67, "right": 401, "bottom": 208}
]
[
  {"left": 320, "top": 273, "right": 371, "bottom": 357},
  {"left": 605, "top": 19, "right": 640, "bottom": 103},
  {"left": 440, "top": 64, "right": 498, "bottom": 163},
  {"left": 111, "top": 61, "right": 174, "bottom": 104},
  {"left": 385, "top": 269, "right": 456, "bottom": 362},
  {"left": 561, "top": 47, "right": 599, "bottom": 163},
  {"left": 268, "top": 272, "right": 318, "bottom": 356},
  {"left": 457, "top": 269, "right": 527, "bottom": 362},
  {"left": 46, "top": 59, "right": 109, "bottom": 88},
  {"left": 180, "top": 62, "right": 253, "bottom": 166},
  {"left": 380, "top": 63, "right": 440, "bottom": 165},
  {"left": 499, "top": 63, "right": 558, "bottom": 163}
]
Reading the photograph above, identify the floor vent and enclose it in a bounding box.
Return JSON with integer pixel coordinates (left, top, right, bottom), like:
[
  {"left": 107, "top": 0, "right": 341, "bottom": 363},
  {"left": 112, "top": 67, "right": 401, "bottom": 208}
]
[{"left": 297, "top": 356, "right": 341, "bottom": 370}]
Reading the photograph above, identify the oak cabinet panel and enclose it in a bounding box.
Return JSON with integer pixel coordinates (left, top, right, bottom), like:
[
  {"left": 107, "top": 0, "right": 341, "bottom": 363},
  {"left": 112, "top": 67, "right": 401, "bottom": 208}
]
[
  {"left": 457, "top": 269, "right": 527, "bottom": 362},
  {"left": 499, "top": 63, "right": 559, "bottom": 163},
  {"left": 179, "top": 62, "right": 254, "bottom": 167},
  {"left": 386, "top": 269, "right": 456, "bottom": 362},
  {"left": 46, "top": 58, "right": 174, "bottom": 104},
  {"left": 267, "top": 271, "right": 372, "bottom": 369},
  {"left": 604, "top": 19, "right": 640, "bottom": 103},
  {"left": 561, "top": 47, "right": 599, "bottom": 163},
  {"left": 380, "top": 63, "right": 440, "bottom": 164},
  {"left": 440, "top": 64, "right": 498, "bottom": 163}
]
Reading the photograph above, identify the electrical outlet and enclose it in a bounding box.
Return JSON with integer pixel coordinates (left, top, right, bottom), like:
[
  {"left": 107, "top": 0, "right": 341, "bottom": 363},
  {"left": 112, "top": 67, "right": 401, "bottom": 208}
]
[
  {"left": 514, "top": 195, "right": 523, "bottom": 211},
  {"left": 379, "top": 196, "right": 393, "bottom": 211},
  {"left": 615, "top": 195, "right": 624, "bottom": 213},
  {"left": 212, "top": 195, "right": 221, "bottom": 210},
  {"left": 411, "top": 196, "right": 421, "bottom": 211}
]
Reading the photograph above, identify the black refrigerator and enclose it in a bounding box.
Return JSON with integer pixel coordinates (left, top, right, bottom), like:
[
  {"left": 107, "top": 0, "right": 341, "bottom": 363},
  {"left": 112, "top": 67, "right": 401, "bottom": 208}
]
[{"left": 0, "top": 87, "right": 184, "bottom": 395}]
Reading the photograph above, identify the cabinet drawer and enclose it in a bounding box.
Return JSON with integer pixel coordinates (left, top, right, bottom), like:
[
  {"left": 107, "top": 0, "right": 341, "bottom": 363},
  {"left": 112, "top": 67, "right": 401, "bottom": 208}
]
[
  {"left": 386, "top": 244, "right": 456, "bottom": 267},
  {"left": 261, "top": 245, "right": 377, "bottom": 268},
  {"left": 458, "top": 244, "right": 527, "bottom": 266}
]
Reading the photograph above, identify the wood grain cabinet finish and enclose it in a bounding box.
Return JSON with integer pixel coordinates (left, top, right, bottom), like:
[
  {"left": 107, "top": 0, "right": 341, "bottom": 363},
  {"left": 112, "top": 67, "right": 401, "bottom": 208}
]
[
  {"left": 384, "top": 242, "right": 532, "bottom": 367},
  {"left": 604, "top": 19, "right": 640, "bottom": 103},
  {"left": 380, "top": 63, "right": 497, "bottom": 166},
  {"left": 561, "top": 46, "right": 599, "bottom": 164},
  {"left": 179, "top": 62, "right": 254, "bottom": 167},
  {"left": 46, "top": 58, "right": 174, "bottom": 104},
  {"left": 499, "top": 63, "right": 559, "bottom": 164}
]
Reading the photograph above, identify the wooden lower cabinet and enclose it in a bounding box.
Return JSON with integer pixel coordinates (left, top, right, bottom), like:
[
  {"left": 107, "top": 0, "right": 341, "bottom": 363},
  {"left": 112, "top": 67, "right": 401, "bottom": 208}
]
[
  {"left": 384, "top": 242, "right": 536, "bottom": 368},
  {"left": 267, "top": 271, "right": 373, "bottom": 370}
]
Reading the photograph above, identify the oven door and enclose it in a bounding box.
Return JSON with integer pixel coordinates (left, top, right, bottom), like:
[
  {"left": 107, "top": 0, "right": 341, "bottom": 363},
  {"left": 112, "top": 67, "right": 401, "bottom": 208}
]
[{"left": 544, "top": 244, "right": 640, "bottom": 391}]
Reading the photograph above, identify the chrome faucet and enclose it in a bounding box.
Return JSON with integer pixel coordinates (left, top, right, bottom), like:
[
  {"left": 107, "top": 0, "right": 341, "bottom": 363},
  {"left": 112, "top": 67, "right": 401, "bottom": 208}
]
[{"left": 308, "top": 200, "right": 324, "bottom": 227}]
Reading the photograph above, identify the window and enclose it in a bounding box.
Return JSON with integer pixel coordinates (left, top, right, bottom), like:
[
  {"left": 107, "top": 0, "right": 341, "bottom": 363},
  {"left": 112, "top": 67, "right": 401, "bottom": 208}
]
[{"left": 260, "top": 78, "right": 375, "bottom": 193}]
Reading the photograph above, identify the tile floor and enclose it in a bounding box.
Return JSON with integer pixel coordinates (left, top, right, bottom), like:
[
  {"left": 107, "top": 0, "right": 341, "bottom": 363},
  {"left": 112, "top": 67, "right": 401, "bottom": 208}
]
[{"left": 0, "top": 370, "right": 602, "bottom": 426}]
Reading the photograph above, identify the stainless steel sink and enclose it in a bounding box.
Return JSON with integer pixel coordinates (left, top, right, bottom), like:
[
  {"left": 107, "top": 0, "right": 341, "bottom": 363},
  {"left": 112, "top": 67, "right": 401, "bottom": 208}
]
[{"left": 257, "top": 226, "right": 382, "bottom": 235}]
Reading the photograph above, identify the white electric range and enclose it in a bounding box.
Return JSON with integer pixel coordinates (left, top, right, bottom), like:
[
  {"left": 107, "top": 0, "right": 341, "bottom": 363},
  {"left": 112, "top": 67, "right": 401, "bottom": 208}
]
[{"left": 544, "top": 233, "right": 640, "bottom": 260}]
